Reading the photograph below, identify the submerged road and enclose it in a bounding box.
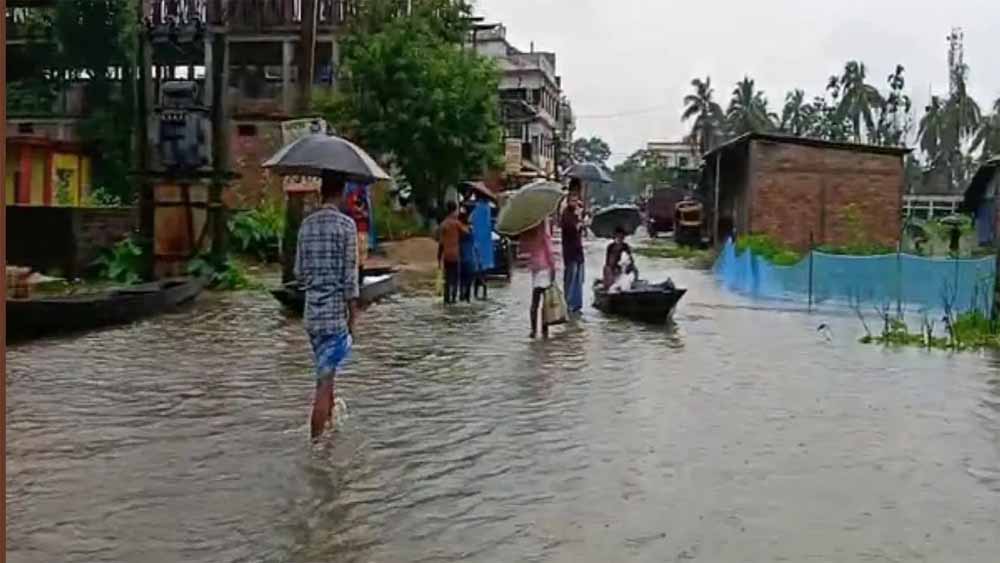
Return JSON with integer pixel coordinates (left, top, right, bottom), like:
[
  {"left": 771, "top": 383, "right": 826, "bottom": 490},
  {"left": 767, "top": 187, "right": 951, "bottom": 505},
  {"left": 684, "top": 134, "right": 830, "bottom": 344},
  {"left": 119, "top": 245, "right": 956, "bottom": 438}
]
[{"left": 7, "top": 242, "right": 1000, "bottom": 562}]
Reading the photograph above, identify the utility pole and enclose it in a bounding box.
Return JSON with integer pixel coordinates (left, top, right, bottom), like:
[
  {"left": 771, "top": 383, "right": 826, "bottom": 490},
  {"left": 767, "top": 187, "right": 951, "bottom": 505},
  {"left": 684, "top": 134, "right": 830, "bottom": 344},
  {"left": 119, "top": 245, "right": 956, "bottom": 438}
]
[
  {"left": 136, "top": 0, "right": 155, "bottom": 280},
  {"left": 209, "top": 11, "right": 230, "bottom": 263}
]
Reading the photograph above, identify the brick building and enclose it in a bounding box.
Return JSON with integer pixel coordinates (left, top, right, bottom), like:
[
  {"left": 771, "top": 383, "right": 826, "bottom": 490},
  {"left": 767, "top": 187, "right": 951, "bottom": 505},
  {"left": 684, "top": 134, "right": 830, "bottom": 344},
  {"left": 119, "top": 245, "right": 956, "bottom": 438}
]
[{"left": 703, "top": 133, "right": 910, "bottom": 251}]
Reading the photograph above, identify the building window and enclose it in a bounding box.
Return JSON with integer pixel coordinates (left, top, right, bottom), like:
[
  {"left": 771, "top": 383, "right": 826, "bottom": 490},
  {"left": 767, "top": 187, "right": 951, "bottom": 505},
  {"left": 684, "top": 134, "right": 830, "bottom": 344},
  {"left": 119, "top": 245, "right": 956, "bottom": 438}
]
[
  {"left": 17, "top": 123, "right": 34, "bottom": 134},
  {"left": 237, "top": 124, "right": 258, "bottom": 137},
  {"left": 679, "top": 156, "right": 690, "bottom": 168}
]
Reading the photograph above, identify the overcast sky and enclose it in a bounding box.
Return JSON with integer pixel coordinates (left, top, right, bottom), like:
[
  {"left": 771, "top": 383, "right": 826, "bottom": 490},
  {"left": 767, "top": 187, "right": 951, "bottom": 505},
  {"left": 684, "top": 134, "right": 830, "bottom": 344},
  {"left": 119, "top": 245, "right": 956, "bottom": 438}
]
[{"left": 476, "top": 0, "right": 1000, "bottom": 164}]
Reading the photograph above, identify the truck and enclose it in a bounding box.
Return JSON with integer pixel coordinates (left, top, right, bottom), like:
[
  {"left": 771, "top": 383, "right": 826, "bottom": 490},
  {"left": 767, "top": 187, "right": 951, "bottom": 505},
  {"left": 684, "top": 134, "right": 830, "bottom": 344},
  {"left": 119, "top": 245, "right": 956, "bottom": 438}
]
[{"left": 645, "top": 186, "right": 697, "bottom": 237}]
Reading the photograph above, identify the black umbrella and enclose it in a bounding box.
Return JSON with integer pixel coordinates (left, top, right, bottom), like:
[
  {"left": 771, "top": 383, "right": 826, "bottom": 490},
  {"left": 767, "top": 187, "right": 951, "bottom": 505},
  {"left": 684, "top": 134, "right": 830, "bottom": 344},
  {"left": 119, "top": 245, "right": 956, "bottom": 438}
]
[
  {"left": 262, "top": 134, "right": 390, "bottom": 182},
  {"left": 565, "top": 162, "right": 613, "bottom": 184},
  {"left": 590, "top": 205, "right": 642, "bottom": 239}
]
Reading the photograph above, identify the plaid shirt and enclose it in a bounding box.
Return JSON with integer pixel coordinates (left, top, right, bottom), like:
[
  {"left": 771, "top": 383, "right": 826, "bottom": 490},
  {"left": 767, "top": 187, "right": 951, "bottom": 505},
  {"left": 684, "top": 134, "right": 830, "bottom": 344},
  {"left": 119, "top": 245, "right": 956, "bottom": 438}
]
[{"left": 294, "top": 207, "right": 359, "bottom": 336}]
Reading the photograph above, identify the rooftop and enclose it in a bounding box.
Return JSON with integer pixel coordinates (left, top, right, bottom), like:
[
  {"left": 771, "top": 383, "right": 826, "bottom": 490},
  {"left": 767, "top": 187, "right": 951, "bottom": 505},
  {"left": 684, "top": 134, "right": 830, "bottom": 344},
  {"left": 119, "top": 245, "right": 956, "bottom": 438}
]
[{"left": 704, "top": 132, "right": 912, "bottom": 159}]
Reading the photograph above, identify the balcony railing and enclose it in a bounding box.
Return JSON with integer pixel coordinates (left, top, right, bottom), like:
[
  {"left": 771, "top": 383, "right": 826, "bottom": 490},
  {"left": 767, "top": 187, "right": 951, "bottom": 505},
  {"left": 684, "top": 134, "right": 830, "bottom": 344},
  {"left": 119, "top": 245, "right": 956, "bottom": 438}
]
[
  {"left": 224, "top": 0, "right": 346, "bottom": 31},
  {"left": 146, "top": 0, "right": 347, "bottom": 29}
]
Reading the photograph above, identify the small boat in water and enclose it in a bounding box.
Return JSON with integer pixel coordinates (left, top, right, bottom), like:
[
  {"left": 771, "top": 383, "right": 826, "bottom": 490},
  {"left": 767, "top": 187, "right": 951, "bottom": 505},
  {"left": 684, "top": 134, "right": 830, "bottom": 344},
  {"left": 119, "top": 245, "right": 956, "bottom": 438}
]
[
  {"left": 271, "top": 267, "right": 399, "bottom": 314},
  {"left": 8, "top": 276, "right": 207, "bottom": 342},
  {"left": 592, "top": 278, "right": 686, "bottom": 324}
]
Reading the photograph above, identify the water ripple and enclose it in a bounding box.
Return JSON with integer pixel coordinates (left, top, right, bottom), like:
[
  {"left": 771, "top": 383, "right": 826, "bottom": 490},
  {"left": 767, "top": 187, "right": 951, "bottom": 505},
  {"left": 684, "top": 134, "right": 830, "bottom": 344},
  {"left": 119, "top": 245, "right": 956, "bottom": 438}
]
[{"left": 7, "top": 243, "right": 1000, "bottom": 562}]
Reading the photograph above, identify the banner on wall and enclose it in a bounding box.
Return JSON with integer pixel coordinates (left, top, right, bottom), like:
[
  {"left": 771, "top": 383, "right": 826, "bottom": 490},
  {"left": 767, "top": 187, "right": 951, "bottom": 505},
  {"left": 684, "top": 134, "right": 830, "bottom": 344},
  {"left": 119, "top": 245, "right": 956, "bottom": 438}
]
[{"left": 281, "top": 117, "right": 330, "bottom": 194}]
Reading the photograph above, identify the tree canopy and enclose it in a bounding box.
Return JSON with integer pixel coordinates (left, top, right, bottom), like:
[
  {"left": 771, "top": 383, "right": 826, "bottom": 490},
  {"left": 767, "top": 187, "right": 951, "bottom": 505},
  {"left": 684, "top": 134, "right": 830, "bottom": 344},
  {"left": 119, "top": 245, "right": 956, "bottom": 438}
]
[
  {"left": 571, "top": 137, "right": 612, "bottom": 167},
  {"left": 319, "top": 2, "right": 502, "bottom": 214}
]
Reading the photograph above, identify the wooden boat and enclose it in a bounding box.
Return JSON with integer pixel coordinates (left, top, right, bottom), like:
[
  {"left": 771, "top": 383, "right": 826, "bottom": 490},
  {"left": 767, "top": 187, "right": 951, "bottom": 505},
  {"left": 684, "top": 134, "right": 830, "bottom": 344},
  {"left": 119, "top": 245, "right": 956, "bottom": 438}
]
[
  {"left": 592, "top": 278, "right": 687, "bottom": 324},
  {"left": 7, "top": 276, "right": 207, "bottom": 342},
  {"left": 271, "top": 267, "right": 399, "bottom": 314}
]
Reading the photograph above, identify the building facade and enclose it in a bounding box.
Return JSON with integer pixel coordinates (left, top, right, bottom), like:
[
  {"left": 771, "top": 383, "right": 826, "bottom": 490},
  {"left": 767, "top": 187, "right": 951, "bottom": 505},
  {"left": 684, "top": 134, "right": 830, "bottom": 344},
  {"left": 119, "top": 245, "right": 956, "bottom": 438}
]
[
  {"left": 473, "top": 24, "right": 573, "bottom": 181},
  {"left": 5, "top": 0, "right": 349, "bottom": 208},
  {"left": 646, "top": 141, "right": 700, "bottom": 171}
]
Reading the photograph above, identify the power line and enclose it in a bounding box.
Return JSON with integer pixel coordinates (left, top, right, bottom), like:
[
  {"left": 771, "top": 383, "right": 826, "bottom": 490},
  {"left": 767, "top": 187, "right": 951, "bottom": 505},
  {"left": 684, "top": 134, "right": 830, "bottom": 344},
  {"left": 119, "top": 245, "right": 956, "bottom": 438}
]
[{"left": 574, "top": 104, "right": 675, "bottom": 120}]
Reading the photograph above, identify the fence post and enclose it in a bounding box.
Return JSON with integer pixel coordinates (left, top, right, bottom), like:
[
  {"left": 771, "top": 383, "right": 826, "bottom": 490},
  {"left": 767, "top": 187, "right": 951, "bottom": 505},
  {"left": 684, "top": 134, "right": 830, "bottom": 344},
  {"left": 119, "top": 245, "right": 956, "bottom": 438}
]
[
  {"left": 808, "top": 231, "right": 814, "bottom": 312},
  {"left": 896, "top": 240, "right": 903, "bottom": 319}
]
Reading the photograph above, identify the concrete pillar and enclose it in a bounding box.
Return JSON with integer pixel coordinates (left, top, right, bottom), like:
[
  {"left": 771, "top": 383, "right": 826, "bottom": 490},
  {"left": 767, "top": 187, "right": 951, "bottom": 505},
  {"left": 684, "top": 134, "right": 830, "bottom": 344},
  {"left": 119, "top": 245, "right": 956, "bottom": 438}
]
[
  {"left": 330, "top": 39, "right": 340, "bottom": 91},
  {"left": 43, "top": 150, "right": 53, "bottom": 205},
  {"left": 203, "top": 37, "right": 214, "bottom": 103},
  {"left": 298, "top": 0, "right": 318, "bottom": 113},
  {"left": 18, "top": 146, "right": 32, "bottom": 204},
  {"left": 282, "top": 40, "right": 294, "bottom": 114}
]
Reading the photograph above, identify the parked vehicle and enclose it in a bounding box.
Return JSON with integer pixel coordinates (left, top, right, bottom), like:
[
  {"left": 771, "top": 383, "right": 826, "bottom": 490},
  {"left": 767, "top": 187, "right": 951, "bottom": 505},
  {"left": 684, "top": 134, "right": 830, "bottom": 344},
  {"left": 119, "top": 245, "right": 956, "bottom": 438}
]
[
  {"left": 645, "top": 186, "right": 697, "bottom": 237},
  {"left": 674, "top": 197, "right": 705, "bottom": 248}
]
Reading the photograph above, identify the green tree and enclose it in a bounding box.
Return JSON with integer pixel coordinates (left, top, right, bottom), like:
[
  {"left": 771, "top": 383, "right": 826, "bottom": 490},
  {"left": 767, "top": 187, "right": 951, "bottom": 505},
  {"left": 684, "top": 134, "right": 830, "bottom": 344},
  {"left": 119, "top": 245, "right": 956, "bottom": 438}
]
[
  {"left": 972, "top": 98, "right": 1000, "bottom": 161},
  {"left": 725, "top": 76, "right": 774, "bottom": 136},
  {"left": 320, "top": 9, "right": 501, "bottom": 214},
  {"left": 52, "top": 0, "right": 137, "bottom": 202},
  {"left": 918, "top": 96, "right": 949, "bottom": 165},
  {"left": 780, "top": 89, "right": 814, "bottom": 136},
  {"left": 836, "top": 61, "right": 884, "bottom": 143},
  {"left": 571, "top": 137, "right": 612, "bottom": 166},
  {"left": 681, "top": 77, "right": 725, "bottom": 155},
  {"left": 873, "top": 64, "right": 912, "bottom": 147},
  {"left": 809, "top": 76, "right": 851, "bottom": 142},
  {"left": 344, "top": 0, "right": 473, "bottom": 44}
]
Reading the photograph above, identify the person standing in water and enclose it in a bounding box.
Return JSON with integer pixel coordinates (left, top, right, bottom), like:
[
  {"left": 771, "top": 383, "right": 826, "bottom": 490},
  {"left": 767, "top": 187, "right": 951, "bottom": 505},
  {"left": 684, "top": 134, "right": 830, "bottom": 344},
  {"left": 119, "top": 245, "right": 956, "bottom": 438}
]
[
  {"left": 438, "top": 201, "right": 468, "bottom": 304},
  {"left": 561, "top": 179, "right": 586, "bottom": 316},
  {"left": 345, "top": 185, "right": 370, "bottom": 285},
  {"left": 295, "top": 172, "right": 359, "bottom": 441},
  {"left": 520, "top": 218, "right": 556, "bottom": 338},
  {"left": 458, "top": 204, "right": 477, "bottom": 302}
]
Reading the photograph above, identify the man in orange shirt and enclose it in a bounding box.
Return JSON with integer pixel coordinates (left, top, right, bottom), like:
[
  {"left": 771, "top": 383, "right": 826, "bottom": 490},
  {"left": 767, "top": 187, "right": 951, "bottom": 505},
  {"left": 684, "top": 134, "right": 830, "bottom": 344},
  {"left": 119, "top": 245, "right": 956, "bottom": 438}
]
[{"left": 437, "top": 201, "right": 469, "bottom": 304}]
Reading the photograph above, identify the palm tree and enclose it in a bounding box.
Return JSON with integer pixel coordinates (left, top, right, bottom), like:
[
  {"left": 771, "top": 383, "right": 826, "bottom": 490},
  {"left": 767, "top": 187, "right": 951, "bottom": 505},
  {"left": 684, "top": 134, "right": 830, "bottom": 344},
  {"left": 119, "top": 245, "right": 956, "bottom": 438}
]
[
  {"left": 780, "top": 89, "right": 813, "bottom": 136},
  {"left": 945, "top": 64, "right": 982, "bottom": 142},
  {"left": 972, "top": 98, "right": 1000, "bottom": 161},
  {"left": 682, "top": 76, "right": 725, "bottom": 155},
  {"left": 919, "top": 96, "right": 949, "bottom": 165},
  {"left": 726, "top": 76, "right": 774, "bottom": 136},
  {"left": 836, "top": 61, "right": 884, "bottom": 143}
]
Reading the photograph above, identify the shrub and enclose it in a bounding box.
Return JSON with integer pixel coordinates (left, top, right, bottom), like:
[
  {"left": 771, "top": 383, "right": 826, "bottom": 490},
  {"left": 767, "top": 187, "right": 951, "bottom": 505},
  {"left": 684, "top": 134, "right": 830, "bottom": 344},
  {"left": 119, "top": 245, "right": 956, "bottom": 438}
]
[
  {"left": 735, "top": 234, "right": 803, "bottom": 265},
  {"left": 228, "top": 202, "right": 284, "bottom": 262},
  {"left": 187, "top": 255, "right": 262, "bottom": 291},
  {"left": 373, "top": 188, "right": 426, "bottom": 241},
  {"left": 92, "top": 236, "right": 144, "bottom": 285}
]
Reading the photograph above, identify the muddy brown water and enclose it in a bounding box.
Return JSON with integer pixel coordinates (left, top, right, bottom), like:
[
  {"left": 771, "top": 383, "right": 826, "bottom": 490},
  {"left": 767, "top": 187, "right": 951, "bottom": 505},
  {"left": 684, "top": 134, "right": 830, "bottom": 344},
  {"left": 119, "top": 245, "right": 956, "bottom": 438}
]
[{"left": 7, "top": 242, "right": 1000, "bottom": 562}]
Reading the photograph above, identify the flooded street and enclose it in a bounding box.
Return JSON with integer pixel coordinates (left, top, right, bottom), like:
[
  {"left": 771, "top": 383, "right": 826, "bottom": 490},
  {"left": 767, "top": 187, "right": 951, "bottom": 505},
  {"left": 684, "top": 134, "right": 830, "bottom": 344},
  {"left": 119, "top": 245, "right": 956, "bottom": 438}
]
[{"left": 7, "top": 242, "right": 1000, "bottom": 563}]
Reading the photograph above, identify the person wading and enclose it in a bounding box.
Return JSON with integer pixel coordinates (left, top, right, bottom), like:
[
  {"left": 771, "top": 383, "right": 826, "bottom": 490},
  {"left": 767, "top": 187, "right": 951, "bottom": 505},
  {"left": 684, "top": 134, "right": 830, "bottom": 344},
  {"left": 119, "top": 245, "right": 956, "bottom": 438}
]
[
  {"left": 295, "top": 172, "right": 359, "bottom": 441},
  {"left": 520, "top": 218, "right": 556, "bottom": 338},
  {"left": 561, "top": 179, "right": 586, "bottom": 316},
  {"left": 438, "top": 201, "right": 469, "bottom": 305}
]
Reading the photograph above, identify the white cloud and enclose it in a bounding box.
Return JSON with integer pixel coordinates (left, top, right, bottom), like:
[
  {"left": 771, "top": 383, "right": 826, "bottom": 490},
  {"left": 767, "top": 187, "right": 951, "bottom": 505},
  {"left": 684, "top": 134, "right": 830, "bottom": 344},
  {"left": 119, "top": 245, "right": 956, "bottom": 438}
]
[{"left": 475, "top": 0, "right": 1000, "bottom": 164}]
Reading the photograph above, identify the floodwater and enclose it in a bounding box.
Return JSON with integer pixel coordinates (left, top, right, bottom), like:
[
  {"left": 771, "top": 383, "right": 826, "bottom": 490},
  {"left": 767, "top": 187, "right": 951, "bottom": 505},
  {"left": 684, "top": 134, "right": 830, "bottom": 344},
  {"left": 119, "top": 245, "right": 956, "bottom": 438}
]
[{"left": 7, "top": 241, "right": 1000, "bottom": 563}]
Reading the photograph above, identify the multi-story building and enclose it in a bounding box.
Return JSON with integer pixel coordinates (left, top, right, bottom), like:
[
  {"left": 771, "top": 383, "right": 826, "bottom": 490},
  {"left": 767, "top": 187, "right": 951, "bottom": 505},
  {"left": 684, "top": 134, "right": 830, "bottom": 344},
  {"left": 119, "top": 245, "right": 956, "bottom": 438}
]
[
  {"left": 645, "top": 141, "right": 700, "bottom": 171},
  {"left": 5, "top": 0, "right": 350, "bottom": 208},
  {"left": 473, "top": 24, "right": 572, "bottom": 181}
]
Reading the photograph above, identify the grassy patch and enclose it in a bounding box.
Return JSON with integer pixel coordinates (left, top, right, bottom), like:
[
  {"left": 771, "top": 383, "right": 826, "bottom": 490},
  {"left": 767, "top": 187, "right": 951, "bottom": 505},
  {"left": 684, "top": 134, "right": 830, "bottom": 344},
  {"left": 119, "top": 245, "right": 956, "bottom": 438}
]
[
  {"left": 634, "top": 242, "right": 716, "bottom": 269},
  {"left": 734, "top": 234, "right": 803, "bottom": 266},
  {"left": 858, "top": 308, "right": 1000, "bottom": 351}
]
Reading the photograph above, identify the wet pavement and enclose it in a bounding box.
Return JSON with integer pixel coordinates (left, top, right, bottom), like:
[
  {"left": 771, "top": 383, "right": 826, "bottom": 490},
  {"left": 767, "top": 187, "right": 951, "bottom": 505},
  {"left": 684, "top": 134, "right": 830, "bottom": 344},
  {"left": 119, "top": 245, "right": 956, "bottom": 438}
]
[{"left": 7, "top": 242, "right": 1000, "bottom": 562}]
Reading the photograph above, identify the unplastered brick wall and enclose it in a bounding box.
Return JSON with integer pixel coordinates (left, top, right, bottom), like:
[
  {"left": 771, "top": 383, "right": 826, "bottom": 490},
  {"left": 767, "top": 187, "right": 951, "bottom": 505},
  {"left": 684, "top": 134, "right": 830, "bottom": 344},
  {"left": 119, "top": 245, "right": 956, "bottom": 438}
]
[
  {"left": 229, "top": 121, "right": 285, "bottom": 208},
  {"left": 748, "top": 140, "right": 903, "bottom": 252}
]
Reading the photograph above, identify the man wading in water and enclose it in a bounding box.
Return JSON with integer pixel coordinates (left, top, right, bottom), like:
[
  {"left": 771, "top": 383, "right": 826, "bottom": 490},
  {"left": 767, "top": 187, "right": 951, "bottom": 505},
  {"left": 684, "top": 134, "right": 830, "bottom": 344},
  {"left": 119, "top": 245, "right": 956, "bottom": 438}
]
[{"left": 295, "top": 171, "right": 359, "bottom": 441}]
